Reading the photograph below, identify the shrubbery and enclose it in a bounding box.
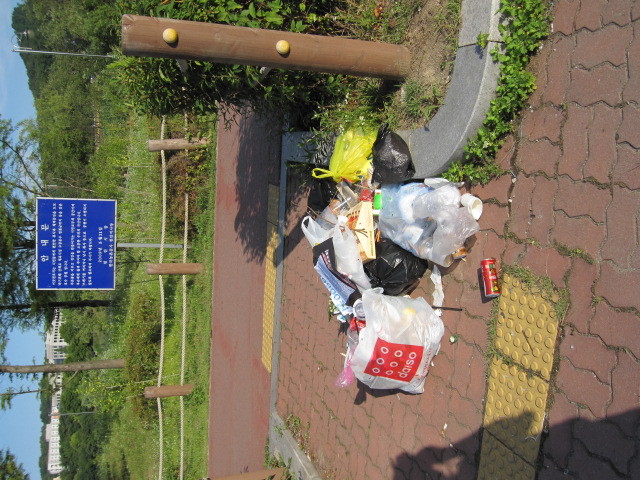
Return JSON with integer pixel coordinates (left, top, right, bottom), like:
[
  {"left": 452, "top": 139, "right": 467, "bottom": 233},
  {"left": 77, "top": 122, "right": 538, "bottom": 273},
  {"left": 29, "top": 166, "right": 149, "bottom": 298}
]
[
  {"left": 124, "top": 293, "right": 161, "bottom": 424},
  {"left": 110, "top": 0, "right": 353, "bottom": 123}
]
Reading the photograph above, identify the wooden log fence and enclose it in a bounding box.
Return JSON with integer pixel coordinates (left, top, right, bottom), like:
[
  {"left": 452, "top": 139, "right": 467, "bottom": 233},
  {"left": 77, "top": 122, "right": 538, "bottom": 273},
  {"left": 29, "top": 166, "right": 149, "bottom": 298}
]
[
  {"left": 144, "top": 384, "right": 194, "bottom": 399},
  {"left": 146, "top": 263, "right": 202, "bottom": 275},
  {"left": 209, "top": 468, "right": 287, "bottom": 480},
  {"left": 147, "top": 138, "right": 209, "bottom": 152},
  {"left": 121, "top": 14, "right": 410, "bottom": 80}
]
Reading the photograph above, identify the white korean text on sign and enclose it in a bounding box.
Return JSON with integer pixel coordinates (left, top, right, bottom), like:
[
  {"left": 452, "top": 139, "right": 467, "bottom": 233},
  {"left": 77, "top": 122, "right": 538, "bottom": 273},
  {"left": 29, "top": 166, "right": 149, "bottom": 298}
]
[{"left": 36, "top": 198, "right": 117, "bottom": 290}]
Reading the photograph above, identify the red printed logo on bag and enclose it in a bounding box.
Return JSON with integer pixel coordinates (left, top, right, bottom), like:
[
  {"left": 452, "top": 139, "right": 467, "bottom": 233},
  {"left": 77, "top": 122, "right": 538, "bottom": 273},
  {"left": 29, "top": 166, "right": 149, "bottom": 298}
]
[{"left": 363, "top": 338, "right": 424, "bottom": 382}]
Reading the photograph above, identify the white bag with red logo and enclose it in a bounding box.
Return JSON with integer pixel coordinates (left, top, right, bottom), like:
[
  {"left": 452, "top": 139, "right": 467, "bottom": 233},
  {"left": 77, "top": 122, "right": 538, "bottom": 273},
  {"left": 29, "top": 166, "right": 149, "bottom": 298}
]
[{"left": 350, "top": 289, "right": 444, "bottom": 394}]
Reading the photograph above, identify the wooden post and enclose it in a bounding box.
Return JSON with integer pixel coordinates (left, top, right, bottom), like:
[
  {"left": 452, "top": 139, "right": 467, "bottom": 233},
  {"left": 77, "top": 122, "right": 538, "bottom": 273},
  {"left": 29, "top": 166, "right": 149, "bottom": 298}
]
[
  {"left": 144, "top": 384, "right": 194, "bottom": 399},
  {"left": 212, "top": 468, "right": 287, "bottom": 480},
  {"left": 146, "top": 263, "right": 203, "bottom": 275},
  {"left": 121, "top": 14, "right": 410, "bottom": 80},
  {"left": 147, "top": 138, "right": 209, "bottom": 152}
]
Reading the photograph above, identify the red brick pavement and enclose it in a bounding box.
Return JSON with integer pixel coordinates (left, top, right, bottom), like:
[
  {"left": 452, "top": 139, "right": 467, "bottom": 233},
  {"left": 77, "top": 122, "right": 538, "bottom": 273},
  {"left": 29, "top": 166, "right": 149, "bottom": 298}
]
[{"left": 273, "top": 1, "right": 640, "bottom": 479}]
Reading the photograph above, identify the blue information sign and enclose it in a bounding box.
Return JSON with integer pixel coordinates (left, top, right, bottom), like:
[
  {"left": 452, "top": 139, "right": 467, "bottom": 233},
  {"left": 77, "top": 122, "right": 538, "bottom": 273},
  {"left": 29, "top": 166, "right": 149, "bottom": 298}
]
[{"left": 36, "top": 198, "right": 117, "bottom": 290}]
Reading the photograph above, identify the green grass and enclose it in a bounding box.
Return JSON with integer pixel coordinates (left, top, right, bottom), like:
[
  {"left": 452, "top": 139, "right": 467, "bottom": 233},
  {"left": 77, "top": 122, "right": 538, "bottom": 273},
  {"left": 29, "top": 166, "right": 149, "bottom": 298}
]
[
  {"left": 444, "top": 0, "right": 550, "bottom": 184},
  {"left": 403, "top": 81, "right": 443, "bottom": 121},
  {"left": 308, "top": 0, "right": 461, "bottom": 135},
  {"left": 80, "top": 113, "right": 216, "bottom": 479},
  {"left": 553, "top": 242, "right": 595, "bottom": 265}
]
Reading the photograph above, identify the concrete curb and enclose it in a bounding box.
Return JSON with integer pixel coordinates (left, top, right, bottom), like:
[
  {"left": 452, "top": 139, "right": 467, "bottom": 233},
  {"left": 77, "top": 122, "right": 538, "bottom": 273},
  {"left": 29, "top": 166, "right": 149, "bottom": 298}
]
[
  {"left": 269, "top": 412, "right": 323, "bottom": 480},
  {"left": 400, "top": 0, "right": 502, "bottom": 177},
  {"left": 281, "top": 0, "right": 503, "bottom": 178},
  {"left": 266, "top": 153, "right": 323, "bottom": 480}
]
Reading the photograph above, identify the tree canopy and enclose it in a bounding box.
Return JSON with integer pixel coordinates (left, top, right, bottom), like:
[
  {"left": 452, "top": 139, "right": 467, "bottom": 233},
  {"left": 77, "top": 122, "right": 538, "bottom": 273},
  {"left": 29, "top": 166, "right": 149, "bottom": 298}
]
[
  {"left": 0, "top": 115, "right": 63, "bottom": 346},
  {"left": 0, "top": 449, "right": 30, "bottom": 479},
  {"left": 0, "top": 116, "right": 45, "bottom": 340}
]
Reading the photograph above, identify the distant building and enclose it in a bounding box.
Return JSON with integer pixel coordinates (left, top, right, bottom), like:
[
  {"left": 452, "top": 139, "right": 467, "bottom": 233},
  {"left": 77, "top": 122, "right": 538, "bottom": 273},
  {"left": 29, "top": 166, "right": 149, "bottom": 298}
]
[
  {"left": 45, "top": 309, "right": 67, "bottom": 364},
  {"left": 45, "top": 415, "right": 63, "bottom": 475},
  {"left": 45, "top": 309, "right": 66, "bottom": 475}
]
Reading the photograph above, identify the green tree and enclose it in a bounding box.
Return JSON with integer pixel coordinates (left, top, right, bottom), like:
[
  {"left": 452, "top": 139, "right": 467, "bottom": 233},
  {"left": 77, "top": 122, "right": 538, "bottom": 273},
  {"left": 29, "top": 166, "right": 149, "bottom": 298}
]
[
  {"left": 0, "top": 117, "right": 44, "bottom": 196},
  {"left": 0, "top": 449, "right": 30, "bottom": 479},
  {"left": 34, "top": 83, "right": 93, "bottom": 190},
  {"left": 12, "top": 0, "right": 119, "bottom": 98},
  {"left": 23, "top": 0, "right": 117, "bottom": 55},
  {"left": 0, "top": 116, "right": 55, "bottom": 346}
]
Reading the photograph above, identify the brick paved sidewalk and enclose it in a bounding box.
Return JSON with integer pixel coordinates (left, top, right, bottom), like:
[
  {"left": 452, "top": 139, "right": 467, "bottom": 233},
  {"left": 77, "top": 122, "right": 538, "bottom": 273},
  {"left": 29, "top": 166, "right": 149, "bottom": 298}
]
[{"left": 274, "top": 1, "right": 640, "bottom": 479}]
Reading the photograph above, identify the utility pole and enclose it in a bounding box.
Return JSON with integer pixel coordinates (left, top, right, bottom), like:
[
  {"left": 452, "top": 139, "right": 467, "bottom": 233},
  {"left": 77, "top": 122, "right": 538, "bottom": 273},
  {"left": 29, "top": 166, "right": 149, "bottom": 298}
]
[{"left": 12, "top": 46, "right": 114, "bottom": 59}]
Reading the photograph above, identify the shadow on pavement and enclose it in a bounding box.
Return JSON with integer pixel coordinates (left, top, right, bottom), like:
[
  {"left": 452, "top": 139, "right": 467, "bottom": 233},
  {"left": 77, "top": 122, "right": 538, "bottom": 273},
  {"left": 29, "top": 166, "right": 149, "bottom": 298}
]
[
  {"left": 231, "top": 108, "right": 280, "bottom": 264},
  {"left": 391, "top": 408, "right": 640, "bottom": 479},
  {"left": 230, "top": 108, "right": 308, "bottom": 266}
]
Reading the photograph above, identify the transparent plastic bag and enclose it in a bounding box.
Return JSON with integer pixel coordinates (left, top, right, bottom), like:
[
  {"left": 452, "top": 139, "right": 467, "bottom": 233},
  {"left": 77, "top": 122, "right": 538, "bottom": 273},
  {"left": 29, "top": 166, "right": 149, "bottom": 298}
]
[
  {"left": 379, "top": 181, "right": 479, "bottom": 267},
  {"left": 412, "top": 183, "right": 461, "bottom": 218},
  {"left": 335, "top": 363, "right": 356, "bottom": 387},
  {"left": 430, "top": 207, "right": 479, "bottom": 267},
  {"left": 378, "top": 183, "right": 437, "bottom": 260},
  {"left": 349, "top": 289, "right": 444, "bottom": 394},
  {"left": 379, "top": 182, "right": 429, "bottom": 224},
  {"left": 336, "top": 329, "right": 359, "bottom": 388}
]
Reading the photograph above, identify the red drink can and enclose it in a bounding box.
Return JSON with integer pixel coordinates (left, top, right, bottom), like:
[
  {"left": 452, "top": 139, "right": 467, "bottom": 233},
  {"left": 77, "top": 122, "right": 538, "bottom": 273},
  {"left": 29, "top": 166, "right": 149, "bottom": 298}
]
[{"left": 481, "top": 258, "right": 501, "bottom": 298}]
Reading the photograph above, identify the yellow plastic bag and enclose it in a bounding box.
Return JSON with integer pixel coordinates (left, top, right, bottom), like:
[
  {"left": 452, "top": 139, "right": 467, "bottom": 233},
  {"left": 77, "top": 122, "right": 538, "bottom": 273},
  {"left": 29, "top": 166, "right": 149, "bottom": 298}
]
[{"left": 312, "top": 129, "right": 376, "bottom": 183}]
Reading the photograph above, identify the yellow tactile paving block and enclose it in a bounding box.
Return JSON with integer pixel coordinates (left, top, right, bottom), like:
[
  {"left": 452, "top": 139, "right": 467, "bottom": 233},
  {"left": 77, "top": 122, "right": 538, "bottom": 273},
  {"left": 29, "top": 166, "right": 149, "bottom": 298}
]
[
  {"left": 495, "top": 274, "right": 559, "bottom": 380},
  {"left": 483, "top": 358, "right": 548, "bottom": 465},
  {"left": 477, "top": 430, "right": 536, "bottom": 480},
  {"left": 479, "top": 273, "right": 561, "bottom": 478},
  {"left": 261, "top": 186, "right": 279, "bottom": 372}
]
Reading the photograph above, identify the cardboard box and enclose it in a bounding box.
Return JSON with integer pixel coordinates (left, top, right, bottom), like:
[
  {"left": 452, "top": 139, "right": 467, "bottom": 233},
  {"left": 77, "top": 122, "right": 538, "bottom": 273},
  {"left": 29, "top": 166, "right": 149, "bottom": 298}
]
[{"left": 347, "top": 201, "right": 376, "bottom": 262}]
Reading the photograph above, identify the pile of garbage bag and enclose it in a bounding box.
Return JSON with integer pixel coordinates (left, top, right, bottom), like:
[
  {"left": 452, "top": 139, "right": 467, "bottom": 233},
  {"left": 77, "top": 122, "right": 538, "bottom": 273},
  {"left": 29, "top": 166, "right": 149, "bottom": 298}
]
[{"left": 300, "top": 124, "right": 483, "bottom": 394}]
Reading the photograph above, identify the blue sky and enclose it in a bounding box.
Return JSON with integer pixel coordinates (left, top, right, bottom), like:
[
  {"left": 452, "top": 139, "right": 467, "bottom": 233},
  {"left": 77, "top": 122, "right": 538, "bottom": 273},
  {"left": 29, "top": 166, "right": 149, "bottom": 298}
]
[{"left": 1, "top": 1, "right": 45, "bottom": 479}]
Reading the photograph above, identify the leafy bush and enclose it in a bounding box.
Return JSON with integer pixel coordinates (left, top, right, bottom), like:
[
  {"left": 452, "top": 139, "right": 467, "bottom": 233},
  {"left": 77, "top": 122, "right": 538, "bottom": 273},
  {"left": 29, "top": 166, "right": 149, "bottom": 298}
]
[
  {"left": 124, "top": 293, "right": 161, "bottom": 423},
  {"left": 111, "top": 0, "right": 350, "bottom": 123},
  {"left": 444, "top": 0, "right": 550, "bottom": 183}
]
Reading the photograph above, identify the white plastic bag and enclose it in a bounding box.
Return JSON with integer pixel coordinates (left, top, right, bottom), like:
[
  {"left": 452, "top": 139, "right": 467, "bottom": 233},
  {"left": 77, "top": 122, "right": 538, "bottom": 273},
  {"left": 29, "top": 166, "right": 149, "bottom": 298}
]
[
  {"left": 301, "top": 216, "right": 371, "bottom": 291},
  {"left": 331, "top": 220, "right": 371, "bottom": 291},
  {"left": 350, "top": 289, "right": 444, "bottom": 394},
  {"left": 301, "top": 215, "right": 334, "bottom": 246}
]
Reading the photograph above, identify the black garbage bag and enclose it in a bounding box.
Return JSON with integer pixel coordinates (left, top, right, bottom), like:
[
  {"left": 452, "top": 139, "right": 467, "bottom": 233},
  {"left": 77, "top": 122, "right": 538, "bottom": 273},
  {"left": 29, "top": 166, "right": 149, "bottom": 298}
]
[
  {"left": 307, "top": 176, "right": 338, "bottom": 213},
  {"left": 364, "top": 239, "right": 429, "bottom": 296},
  {"left": 372, "top": 123, "right": 415, "bottom": 184}
]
